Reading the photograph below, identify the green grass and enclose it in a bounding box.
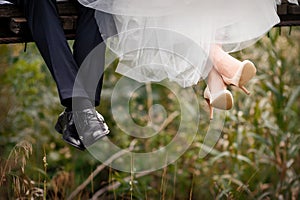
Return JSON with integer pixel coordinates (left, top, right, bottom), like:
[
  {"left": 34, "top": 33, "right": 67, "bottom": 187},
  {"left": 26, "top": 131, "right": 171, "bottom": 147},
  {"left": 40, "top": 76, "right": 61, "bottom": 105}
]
[{"left": 0, "top": 27, "right": 299, "bottom": 199}]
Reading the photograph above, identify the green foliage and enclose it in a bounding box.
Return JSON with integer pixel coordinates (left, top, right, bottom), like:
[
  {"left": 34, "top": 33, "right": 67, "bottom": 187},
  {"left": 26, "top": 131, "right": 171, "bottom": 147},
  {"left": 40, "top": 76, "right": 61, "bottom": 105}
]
[{"left": 0, "top": 27, "right": 299, "bottom": 199}]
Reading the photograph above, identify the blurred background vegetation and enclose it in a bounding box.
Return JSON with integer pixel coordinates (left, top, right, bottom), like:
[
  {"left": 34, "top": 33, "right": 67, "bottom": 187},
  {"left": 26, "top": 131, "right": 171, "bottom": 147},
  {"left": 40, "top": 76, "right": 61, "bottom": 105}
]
[{"left": 0, "top": 27, "right": 299, "bottom": 199}]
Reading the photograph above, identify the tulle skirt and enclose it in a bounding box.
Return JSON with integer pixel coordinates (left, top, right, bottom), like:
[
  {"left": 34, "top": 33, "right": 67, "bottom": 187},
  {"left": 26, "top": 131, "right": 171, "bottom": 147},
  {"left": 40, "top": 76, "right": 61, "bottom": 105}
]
[{"left": 79, "top": 0, "right": 280, "bottom": 87}]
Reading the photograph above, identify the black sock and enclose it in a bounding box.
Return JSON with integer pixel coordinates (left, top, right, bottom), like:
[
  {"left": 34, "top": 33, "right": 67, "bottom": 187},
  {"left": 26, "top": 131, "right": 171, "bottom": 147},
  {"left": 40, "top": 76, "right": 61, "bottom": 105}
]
[
  {"left": 62, "top": 97, "right": 93, "bottom": 111},
  {"left": 65, "top": 107, "right": 72, "bottom": 112},
  {"left": 73, "top": 97, "right": 93, "bottom": 111},
  {"left": 62, "top": 98, "right": 72, "bottom": 112}
]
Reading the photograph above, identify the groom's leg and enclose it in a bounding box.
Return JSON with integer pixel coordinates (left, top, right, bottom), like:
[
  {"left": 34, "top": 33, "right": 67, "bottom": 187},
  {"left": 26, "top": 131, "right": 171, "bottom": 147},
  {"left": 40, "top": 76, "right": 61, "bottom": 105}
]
[
  {"left": 16, "top": 0, "right": 87, "bottom": 107},
  {"left": 73, "top": 2, "right": 104, "bottom": 107}
]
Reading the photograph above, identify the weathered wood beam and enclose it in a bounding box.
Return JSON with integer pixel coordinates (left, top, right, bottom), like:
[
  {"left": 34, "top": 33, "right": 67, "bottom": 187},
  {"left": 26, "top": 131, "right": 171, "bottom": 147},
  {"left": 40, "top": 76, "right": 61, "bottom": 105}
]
[
  {"left": 0, "top": 1, "right": 77, "bottom": 17},
  {"left": 0, "top": 1, "right": 78, "bottom": 44},
  {"left": 0, "top": 1, "right": 300, "bottom": 44}
]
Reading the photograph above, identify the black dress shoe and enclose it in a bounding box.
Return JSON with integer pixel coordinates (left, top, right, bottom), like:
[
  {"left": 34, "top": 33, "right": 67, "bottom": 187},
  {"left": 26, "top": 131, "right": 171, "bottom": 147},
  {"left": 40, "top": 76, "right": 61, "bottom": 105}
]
[
  {"left": 73, "top": 108, "right": 110, "bottom": 147},
  {"left": 55, "top": 110, "right": 86, "bottom": 151}
]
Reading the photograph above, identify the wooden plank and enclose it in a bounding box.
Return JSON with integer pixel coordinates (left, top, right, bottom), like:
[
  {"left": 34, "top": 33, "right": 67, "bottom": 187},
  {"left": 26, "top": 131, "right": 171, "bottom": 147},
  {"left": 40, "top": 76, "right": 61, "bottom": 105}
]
[
  {"left": 56, "top": 1, "right": 78, "bottom": 15},
  {"left": 9, "top": 17, "right": 26, "bottom": 35},
  {"left": 288, "top": 4, "right": 300, "bottom": 14},
  {"left": 0, "top": 1, "right": 77, "bottom": 18},
  {"left": 0, "top": 32, "right": 76, "bottom": 44},
  {"left": 0, "top": 4, "right": 22, "bottom": 17},
  {"left": 60, "top": 15, "right": 78, "bottom": 30},
  {"left": 0, "top": 1, "right": 78, "bottom": 44},
  {"left": 277, "top": 14, "right": 300, "bottom": 26},
  {"left": 9, "top": 16, "right": 77, "bottom": 35},
  {"left": 0, "top": 1, "right": 300, "bottom": 44},
  {"left": 277, "top": 2, "right": 288, "bottom": 15}
]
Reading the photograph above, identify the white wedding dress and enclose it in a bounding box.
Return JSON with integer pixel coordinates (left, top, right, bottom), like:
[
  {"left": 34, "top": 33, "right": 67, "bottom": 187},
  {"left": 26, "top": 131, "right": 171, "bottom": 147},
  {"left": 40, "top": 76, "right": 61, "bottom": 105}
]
[{"left": 78, "top": 0, "right": 281, "bottom": 87}]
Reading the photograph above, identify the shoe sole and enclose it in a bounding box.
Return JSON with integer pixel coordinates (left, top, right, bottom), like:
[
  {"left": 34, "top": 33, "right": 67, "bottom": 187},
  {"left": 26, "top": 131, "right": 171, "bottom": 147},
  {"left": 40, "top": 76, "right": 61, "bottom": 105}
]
[
  {"left": 83, "top": 129, "right": 110, "bottom": 148},
  {"left": 55, "top": 113, "right": 64, "bottom": 134},
  {"left": 62, "top": 137, "right": 86, "bottom": 151},
  {"left": 55, "top": 115, "right": 86, "bottom": 151},
  {"left": 211, "top": 91, "right": 233, "bottom": 110},
  {"left": 239, "top": 60, "right": 257, "bottom": 87},
  {"left": 55, "top": 121, "right": 63, "bottom": 134}
]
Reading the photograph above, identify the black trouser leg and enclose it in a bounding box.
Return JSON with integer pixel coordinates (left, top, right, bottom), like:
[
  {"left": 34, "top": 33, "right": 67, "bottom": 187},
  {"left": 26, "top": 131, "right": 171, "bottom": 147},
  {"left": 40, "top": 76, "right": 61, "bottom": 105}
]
[
  {"left": 73, "top": 2, "right": 104, "bottom": 107},
  {"left": 8, "top": 0, "right": 105, "bottom": 107},
  {"left": 11, "top": 0, "right": 90, "bottom": 107}
]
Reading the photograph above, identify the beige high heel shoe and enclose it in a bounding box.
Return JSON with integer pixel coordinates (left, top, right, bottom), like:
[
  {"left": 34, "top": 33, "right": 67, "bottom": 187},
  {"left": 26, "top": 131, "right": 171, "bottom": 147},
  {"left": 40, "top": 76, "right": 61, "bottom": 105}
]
[
  {"left": 204, "top": 87, "right": 233, "bottom": 120},
  {"left": 210, "top": 45, "right": 257, "bottom": 95},
  {"left": 221, "top": 60, "right": 256, "bottom": 95}
]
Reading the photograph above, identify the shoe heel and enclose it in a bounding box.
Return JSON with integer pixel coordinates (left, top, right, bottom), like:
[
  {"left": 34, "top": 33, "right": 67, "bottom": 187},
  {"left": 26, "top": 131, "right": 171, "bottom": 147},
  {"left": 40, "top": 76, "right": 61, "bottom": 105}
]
[
  {"left": 55, "top": 114, "right": 64, "bottom": 134},
  {"left": 55, "top": 121, "right": 63, "bottom": 134},
  {"left": 204, "top": 87, "right": 214, "bottom": 120},
  {"left": 210, "top": 90, "right": 233, "bottom": 110},
  {"left": 205, "top": 98, "right": 214, "bottom": 120},
  {"left": 222, "top": 60, "right": 256, "bottom": 95},
  {"left": 240, "top": 86, "right": 250, "bottom": 95}
]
